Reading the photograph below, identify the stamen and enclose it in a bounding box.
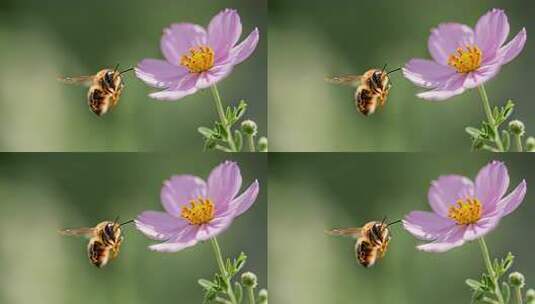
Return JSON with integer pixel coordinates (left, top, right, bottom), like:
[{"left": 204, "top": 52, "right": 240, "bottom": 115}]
[
  {"left": 181, "top": 197, "right": 215, "bottom": 225},
  {"left": 448, "top": 45, "right": 482, "bottom": 74},
  {"left": 180, "top": 46, "right": 215, "bottom": 73},
  {"left": 448, "top": 198, "right": 482, "bottom": 225}
]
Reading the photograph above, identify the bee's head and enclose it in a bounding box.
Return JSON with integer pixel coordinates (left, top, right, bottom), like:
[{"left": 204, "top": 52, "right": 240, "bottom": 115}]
[
  {"left": 372, "top": 222, "right": 388, "bottom": 238},
  {"left": 102, "top": 70, "right": 122, "bottom": 91},
  {"left": 369, "top": 70, "right": 388, "bottom": 90},
  {"left": 104, "top": 221, "right": 121, "bottom": 241}
]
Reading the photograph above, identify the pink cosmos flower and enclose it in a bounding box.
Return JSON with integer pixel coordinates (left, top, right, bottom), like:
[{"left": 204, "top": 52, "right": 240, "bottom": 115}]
[
  {"left": 403, "top": 9, "right": 527, "bottom": 101},
  {"left": 135, "top": 9, "right": 259, "bottom": 101},
  {"left": 135, "top": 161, "right": 260, "bottom": 252},
  {"left": 403, "top": 161, "right": 526, "bottom": 253}
]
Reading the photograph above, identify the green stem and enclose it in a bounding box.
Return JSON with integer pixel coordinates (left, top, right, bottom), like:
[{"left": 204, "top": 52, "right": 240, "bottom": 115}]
[
  {"left": 247, "top": 134, "right": 256, "bottom": 152},
  {"left": 478, "top": 85, "right": 504, "bottom": 152},
  {"left": 514, "top": 134, "right": 524, "bottom": 152},
  {"left": 211, "top": 237, "right": 238, "bottom": 304},
  {"left": 210, "top": 85, "right": 237, "bottom": 152},
  {"left": 246, "top": 286, "right": 256, "bottom": 304},
  {"left": 514, "top": 286, "right": 523, "bottom": 304},
  {"left": 479, "top": 238, "right": 505, "bottom": 304}
]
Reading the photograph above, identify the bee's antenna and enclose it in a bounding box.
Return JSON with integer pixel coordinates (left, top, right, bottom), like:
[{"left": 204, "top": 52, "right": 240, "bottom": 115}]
[
  {"left": 113, "top": 63, "right": 120, "bottom": 73},
  {"left": 387, "top": 219, "right": 402, "bottom": 227},
  {"left": 119, "top": 67, "right": 135, "bottom": 75},
  {"left": 382, "top": 64, "right": 388, "bottom": 73},
  {"left": 114, "top": 216, "right": 120, "bottom": 224},
  {"left": 381, "top": 216, "right": 387, "bottom": 225},
  {"left": 120, "top": 219, "right": 135, "bottom": 226},
  {"left": 387, "top": 67, "right": 402, "bottom": 75}
]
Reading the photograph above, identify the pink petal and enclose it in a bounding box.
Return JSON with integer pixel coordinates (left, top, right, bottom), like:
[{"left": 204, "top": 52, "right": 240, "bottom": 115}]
[
  {"left": 208, "top": 9, "right": 242, "bottom": 59},
  {"left": 462, "top": 60, "right": 502, "bottom": 89},
  {"left": 463, "top": 214, "right": 502, "bottom": 241},
  {"left": 135, "top": 211, "right": 187, "bottom": 240},
  {"left": 160, "top": 23, "right": 208, "bottom": 65},
  {"left": 149, "top": 73, "right": 200, "bottom": 101},
  {"left": 428, "top": 175, "right": 474, "bottom": 217},
  {"left": 403, "top": 59, "right": 456, "bottom": 88},
  {"left": 403, "top": 211, "right": 455, "bottom": 241},
  {"left": 135, "top": 59, "right": 188, "bottom": 89},
  {"left": 475, "top": 9, "right": 510, "bottom": 56},
  {"left": 149, "top": 225, "right": 199, "bottom": 253},
  {"left": 207, "top": 161, "right": 242, "bottom": 207},
  {"left": 428, "top": 23, "right": 475, "bottom": 66},
  {"left": 475, "top": 161, "right": 510, "bottom": 211},
  {"left": 498, "top": 28, "right": 527, "bottom": 65},
  {"left": 160, "top": 175, "right": 207, "bottom": 217},
  {"left": 228, "top": 180, "right": 260, "bottom": 217},
  {"left": 416, "top": 74, "right": 467, "bottom": 101},
  {"left": 497, "top": 180, "right": 527, "bottom": 216},
  {"left": 416, "top": 225, "right": 466, "bottom": 253},
  {"left": 196, "top": 63, "right": 235, "bottom": 89},
  {"left": 196, "top": 216, "right": 234, "bottom": 241},
  {"left": 230, "top": 28, "right": 260, "bottom": 65}
]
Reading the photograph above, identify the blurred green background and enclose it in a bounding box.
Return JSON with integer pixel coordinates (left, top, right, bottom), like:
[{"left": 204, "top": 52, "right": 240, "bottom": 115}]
[
  {"left": 0, "top": 0, "right": 266, "bottom": 151},
  {"left": 269, "top": 153, "right": 535, "bottom": 304},
  {"left": 269, "top": 0, "right": 535, "bottom": 151},
  {"left": 0, "top": 153, "right": 267, "bottom": 303}
]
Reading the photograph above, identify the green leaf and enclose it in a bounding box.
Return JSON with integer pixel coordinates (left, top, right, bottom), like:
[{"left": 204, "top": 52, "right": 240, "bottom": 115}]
[
  {"left": 503, "top": 100, "right": 515, "bottom": 120},
  {"left": 493, "top": 106, "right": 500, "bottom": 122},
  {"left": 234, "top": 252, "right": 247, "bottom": 272},
  {"left": 236, "top": 100, "right": 248, "bottom": 120},
  {"left": 234, "top": 282, "right": 243, "bottom": 304},
  {"left": 502, "top": 252, "right": 515, "bottom": 272},
  {"left": 215, "top": 145, "right": 233, "bottom": 152},
  {"left": 203, "top": 293, "right": 216, "bottom": 304},
  {"left": 466, "top": 127, "right": 482, "bottom": 138},
  {"left": 198, "top": 127, "right": 216, "bottom": 138},
  {"left": 216, "top": 273, "right": 228, "bottom": 290},
  {"left": 199, "top": 278, "right": 217, "bottom": 290},
  {"left": 466, "top": 279, "right": 484, "bottom": 291}
]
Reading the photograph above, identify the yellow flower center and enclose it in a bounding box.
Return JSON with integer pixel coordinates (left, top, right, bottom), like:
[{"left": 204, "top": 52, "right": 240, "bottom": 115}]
[
  {"left": 181, "top": 197, "right": 215, "bottom": 225},
  {"left": 448, "top": 198, "right": 482, "bottom": 225},
  {"left": 448, "top": 45, "right": 483, "bottom": 74},
  {"left": 180, "top": 46, "right": 215, "bottom": 73}
]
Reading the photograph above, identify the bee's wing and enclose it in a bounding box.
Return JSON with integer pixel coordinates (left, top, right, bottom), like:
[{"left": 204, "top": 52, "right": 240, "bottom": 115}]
[
  {"left": 325, "top": 75, "right": 362, "bottom": 87},
  {"left": 57, "top": 75, "right": 94, "bottom": 86},
  {"left": 59, "top": 227, "right": 95, "bottom": 238},
  {"left": 326, "top": 227, "right": 362, "bottom": 238}
]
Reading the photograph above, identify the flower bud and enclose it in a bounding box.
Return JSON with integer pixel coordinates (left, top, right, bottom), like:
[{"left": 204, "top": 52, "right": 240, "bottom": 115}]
[
  {"left": 509, "top": 120, "right": 526, "bottom": 136},
  {"left": 241, "top": 272, "right": 258, "bottom": 288},
  {"left": 526, "top": 289, "right": 535, "bottom": 302},
  {"left": 241, "top": 120, "right": 258, "bottom": 136},
  {"left": 526, "top": 137, "right": 535, "bottom": 152},
  {"left": 509, "top": 272, "right": 525, "bottom": 288},
  {"left": 257, "top": 137, "right": 268, "bottom": 152},
  {"left": 258, "top": 288, "right": 268, "bottom": 303}
]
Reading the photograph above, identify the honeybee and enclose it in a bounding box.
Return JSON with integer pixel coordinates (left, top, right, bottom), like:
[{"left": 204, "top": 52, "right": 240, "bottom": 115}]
[
  {"left": 58, "top": 65, "right": 134, "bottom": 116},
  {"left": 59, "top": 218, "right": 133, "bottom": 268},
  {"left": 326, "top": 66, "right": 401, "bottom": 116},
  {"left": 326, "top": 218, "right": 401, "bottom": 268}
]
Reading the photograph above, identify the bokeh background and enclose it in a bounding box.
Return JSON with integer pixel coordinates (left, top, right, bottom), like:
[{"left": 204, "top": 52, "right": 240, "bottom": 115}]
[
  {"left": 269, "top": 0, "right": 535, "bottom": 151},
  {"left": 0, "top": 153, "right": 267, "bottom": 303},
  {"left": 0, "top": 0, "right": 266, "bottom": 151},
  {"left": 269, "top": 153, "right": 535, "bottom": 304}
]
